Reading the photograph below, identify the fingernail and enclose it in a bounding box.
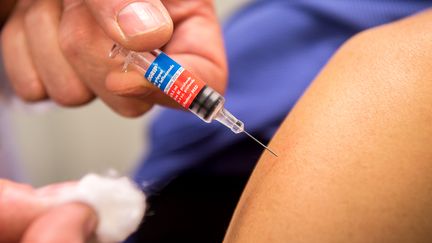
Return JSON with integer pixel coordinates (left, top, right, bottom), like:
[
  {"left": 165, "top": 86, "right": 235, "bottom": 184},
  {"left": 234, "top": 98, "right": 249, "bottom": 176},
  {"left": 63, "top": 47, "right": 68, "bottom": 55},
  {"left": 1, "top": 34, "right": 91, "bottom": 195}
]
[{"left": 117, "top": 2, "right": 169, "bottom": 37}]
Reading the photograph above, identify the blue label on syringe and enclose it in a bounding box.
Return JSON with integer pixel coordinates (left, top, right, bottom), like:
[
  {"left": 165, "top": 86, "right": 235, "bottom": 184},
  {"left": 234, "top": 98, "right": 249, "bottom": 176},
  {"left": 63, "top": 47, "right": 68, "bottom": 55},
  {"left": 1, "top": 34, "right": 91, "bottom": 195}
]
[
  {"left": 144, "top": 53, "right": 183, "bottom": 92},
  {"left": 144, "top": 52, "right": 206, "bottom": 108}
]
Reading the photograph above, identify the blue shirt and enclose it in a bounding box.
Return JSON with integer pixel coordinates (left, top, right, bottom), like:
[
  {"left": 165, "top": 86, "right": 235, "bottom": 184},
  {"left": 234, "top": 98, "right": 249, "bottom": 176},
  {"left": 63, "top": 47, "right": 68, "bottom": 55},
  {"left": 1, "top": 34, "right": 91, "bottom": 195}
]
[{"left": 134, "top": 0, "right": 431, "bottom": 192}]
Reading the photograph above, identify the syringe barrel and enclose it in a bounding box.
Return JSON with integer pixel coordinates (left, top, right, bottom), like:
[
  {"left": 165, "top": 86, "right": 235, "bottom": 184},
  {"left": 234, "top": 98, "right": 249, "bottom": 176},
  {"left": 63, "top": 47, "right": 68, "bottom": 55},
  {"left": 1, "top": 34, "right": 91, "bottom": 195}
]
[
  {"left": 112, "top": 45, "right": 225, "bottom": 123},
  {"left": 110, "top": 45, "right": 275, "bottom": 154},
  {"left": 189, "top": 85, "right": 225, "bottom": 122}
]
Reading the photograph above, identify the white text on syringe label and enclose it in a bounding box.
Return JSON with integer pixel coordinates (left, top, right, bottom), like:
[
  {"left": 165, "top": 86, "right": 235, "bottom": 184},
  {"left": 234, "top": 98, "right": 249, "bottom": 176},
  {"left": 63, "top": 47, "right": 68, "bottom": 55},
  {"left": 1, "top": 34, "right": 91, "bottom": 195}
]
[{"left": 144, "top": 52, "right": 205, "bottom": 108}]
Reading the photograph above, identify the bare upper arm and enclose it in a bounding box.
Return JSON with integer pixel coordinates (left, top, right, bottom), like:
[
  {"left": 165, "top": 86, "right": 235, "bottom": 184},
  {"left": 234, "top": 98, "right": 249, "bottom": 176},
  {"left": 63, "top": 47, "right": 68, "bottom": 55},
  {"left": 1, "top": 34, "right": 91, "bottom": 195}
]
[{"left": 224, "top": 9, "right": 432, "bottom": 243}]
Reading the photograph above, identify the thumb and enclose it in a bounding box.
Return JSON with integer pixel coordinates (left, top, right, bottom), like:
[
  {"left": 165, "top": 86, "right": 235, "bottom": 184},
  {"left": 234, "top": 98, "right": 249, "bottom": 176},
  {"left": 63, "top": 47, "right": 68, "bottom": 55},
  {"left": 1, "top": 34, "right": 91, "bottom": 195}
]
[
  {"left": 22, "top": 203, "right": 98, "bottom": 243},
  {"left": 82, "top": 0, "right": 173, "bottom": 51}
]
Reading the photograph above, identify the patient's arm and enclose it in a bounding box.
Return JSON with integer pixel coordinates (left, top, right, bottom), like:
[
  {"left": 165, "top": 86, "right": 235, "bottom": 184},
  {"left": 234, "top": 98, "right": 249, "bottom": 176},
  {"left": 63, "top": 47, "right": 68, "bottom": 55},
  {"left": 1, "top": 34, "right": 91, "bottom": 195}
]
[{"left": 224, "top": 9, "right": 432, "bottom": 243}]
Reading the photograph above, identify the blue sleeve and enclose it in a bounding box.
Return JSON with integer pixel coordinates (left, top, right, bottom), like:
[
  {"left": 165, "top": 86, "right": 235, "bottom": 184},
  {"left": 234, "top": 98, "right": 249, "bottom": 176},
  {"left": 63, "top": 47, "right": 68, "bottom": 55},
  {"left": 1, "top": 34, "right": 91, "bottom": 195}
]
[{"left": 134, "top": 0, "right": 431, "bottom": 192}]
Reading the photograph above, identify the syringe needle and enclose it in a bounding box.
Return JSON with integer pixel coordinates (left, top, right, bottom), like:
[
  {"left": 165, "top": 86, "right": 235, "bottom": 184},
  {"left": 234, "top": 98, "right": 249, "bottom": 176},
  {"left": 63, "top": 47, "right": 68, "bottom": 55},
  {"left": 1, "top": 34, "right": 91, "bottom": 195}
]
[
  {"left": 110, "top": 44, "right": 279, "bottom": 157},
  {"left": 243, "top": 130, "right": 278, "bottom": 157}
]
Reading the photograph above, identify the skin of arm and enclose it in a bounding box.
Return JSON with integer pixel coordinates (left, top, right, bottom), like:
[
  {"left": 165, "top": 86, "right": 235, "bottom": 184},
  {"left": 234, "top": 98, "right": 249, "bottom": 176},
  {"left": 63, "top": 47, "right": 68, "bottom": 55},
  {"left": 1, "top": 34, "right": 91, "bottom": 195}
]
[{"left": 224, "top": 9, "right": 432, "bottom": 243}]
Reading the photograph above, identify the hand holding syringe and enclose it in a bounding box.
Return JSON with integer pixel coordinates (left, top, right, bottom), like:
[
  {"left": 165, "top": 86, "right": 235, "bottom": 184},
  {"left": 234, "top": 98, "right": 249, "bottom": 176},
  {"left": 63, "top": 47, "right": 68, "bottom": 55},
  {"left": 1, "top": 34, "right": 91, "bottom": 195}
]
[{"left": 109, "top": 44, "right": 277, "bottom": 157}]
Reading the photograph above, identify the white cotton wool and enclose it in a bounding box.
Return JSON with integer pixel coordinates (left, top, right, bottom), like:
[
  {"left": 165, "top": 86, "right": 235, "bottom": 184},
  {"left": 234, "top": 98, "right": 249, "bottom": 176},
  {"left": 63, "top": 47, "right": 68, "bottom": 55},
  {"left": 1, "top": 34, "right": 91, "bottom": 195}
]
[{"left": 57, "top": 174, "right": 146, "bottom": 243}]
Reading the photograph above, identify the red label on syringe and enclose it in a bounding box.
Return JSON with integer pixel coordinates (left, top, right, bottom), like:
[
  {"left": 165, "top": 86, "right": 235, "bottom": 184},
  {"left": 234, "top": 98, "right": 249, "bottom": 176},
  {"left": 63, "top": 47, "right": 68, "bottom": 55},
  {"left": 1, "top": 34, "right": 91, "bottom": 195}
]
[
  {"left": 166, "top": 69, "right": 206, "bottom": 108},
  {"left": 144, "top": 52, "right": 205, "bottom": 108}
]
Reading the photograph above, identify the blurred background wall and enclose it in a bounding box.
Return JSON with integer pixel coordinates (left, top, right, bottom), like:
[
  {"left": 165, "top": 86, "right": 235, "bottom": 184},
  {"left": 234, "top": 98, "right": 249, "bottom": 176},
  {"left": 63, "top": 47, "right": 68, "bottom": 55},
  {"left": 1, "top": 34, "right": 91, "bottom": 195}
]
[{"left": 1, "top": 0, "right": 250, "bottom": 186}]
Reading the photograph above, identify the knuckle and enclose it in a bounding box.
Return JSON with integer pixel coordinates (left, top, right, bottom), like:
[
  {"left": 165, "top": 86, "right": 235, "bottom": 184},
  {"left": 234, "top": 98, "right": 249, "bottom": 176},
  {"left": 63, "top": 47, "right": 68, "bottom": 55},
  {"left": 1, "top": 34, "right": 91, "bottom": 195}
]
[
  {"left": 1, "top": 6, "right": 25, "bottom": 44},
  {"left": 1, "top": 21, "right": 16, "bottom": 45},
  {"left": 114, "top": 105, "right": 152, "bottom": 118},
  {"left": 59, "top": 29, "right": 80, "bottom": 55},
  {"left": 117, "top": 109, "right": 145, "bottom": 118},
  {"left": 23, "top": 3, "right": 52, "bottom": 32},
  {"left": 58, "top": 27, "right": 90, "bottom": 58},
  {"left": 13, "top": 78, "right": 47, "bottom": 102},
  {"left": 50, "top": 87, "right": 94, "bottom": 107}
]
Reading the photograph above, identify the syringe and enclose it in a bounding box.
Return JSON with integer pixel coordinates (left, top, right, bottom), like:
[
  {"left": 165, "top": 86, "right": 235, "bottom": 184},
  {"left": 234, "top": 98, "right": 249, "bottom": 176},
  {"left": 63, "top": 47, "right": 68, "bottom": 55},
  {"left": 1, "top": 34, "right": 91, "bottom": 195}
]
[{"left": 109, "top": 44, "right": 277, "bottom": 157}]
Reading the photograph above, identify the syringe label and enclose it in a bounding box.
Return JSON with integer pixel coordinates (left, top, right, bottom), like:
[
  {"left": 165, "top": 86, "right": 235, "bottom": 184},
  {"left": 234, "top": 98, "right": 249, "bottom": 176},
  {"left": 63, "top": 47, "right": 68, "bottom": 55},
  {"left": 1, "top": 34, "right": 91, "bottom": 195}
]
[
  {"left": 144, "top": 52, "right": 182, "bottom": 91},
  {"left": 145, "top": 52, "right": 205, "bottom": 108}
]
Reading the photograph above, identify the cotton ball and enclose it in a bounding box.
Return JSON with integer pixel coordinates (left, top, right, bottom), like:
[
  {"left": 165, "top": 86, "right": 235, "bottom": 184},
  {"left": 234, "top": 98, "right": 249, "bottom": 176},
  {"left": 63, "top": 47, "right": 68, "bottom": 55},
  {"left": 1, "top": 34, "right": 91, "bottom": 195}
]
[{"left": 58, "top": 174, "right": 146, "bottom": 243}]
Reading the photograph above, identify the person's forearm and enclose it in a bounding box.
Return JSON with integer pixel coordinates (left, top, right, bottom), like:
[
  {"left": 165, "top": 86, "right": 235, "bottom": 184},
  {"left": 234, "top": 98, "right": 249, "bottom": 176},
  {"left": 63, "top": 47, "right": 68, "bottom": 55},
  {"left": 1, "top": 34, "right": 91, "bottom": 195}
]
[
  {"left": 225, "top": 9, "right": 432, "bottom": 243},
  {"left": 0, "top": 0, "right": 17, "bottom": 29}
]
